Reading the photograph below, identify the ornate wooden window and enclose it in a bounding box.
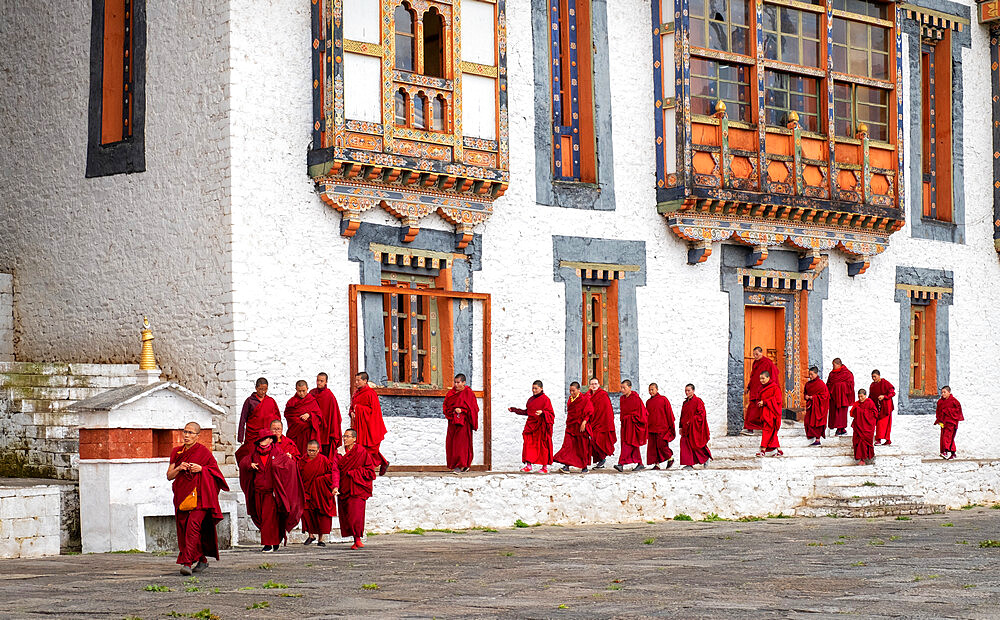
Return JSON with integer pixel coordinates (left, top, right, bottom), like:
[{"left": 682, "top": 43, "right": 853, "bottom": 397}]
[
  {"left": 920, "top": 35, "right": 952, "bottom": 222},
  {"left": 549, "top": 0, "right": 597, "bottom": 183},
  {"left": 394, "top": 88, "right": 409, "bottom": 126},
  {"left": 689, "top": 0, "right": 750, "bottom": 54},
  {"left": 764, "top": 71, "right": 819, "bottom": 131},
  {"left": 423, "top": 8, "right": 445, "bottom": 77},
  {"left": 381, "top": 273, "right": 446, "bottom": 387},
  {"left": 582, "top": 280, "right": 620, "bottom": 388},
  {"left": 909, "top": 300, "right": 937, "bottom": 396},
  {"left": 414, "top": 91, "right": 428, "bottom": 129},
  {"left": 691, "top": 59, "right": 752, "bottom": 121},
  {"left": 833, "top": 82, "right": 889, "bottom": 141},
  {"left": 431, "top": 95, "right": 446, "bottom": 131},
  {"left": 763, "top": 3, "right": 821, "bottom": 67},
  {"left": 394, "top": 4, "right": 416, "bottom": 72}
]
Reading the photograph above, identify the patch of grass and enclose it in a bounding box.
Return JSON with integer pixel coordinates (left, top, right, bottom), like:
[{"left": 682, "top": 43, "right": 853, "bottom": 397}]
[
  {"left": 514, "top": 519, "right": 530, "bottom": 528},
  {"left": 889, "top": 535, "right": 901, "bottom": 541},
  {"left": 992, "top": 504, "right": 1000, "bottom": 510},
  {"left": 143, "top": 584, "right": 171, "bottom": 592},
  {"left": 869, "top": 538, "right": 885, "bottom": 546},
  {"left": 643, "top": 537, "right": 655, "bottom": 545},
  {"left": 913, "top": 575, "right": 939, "bottom": 582},
  {"left": 238, "top": 586, "right": 256, "bottom": 591},
  {"left": 184, "top": 586, "right": 201, "bottom": 593},
  {"left": 646, "top": 520, "right": 656, "bottom": 524},
  {"left": 167, "top": 611, "right": 219, "bottom": 620},
  {"left": 961, "top": 504, "right": 978, "bottom": 510},
  {"left": 210, "top": 588, "right": 220, "bottom": 594},
  {"left": 833, "top": 541, "right": 845, "bottom": 545},
  {"left": 737, "top": 516, "right": 765, "bottom": 522},
  {"left": 941, "top": 523, "right": 954, "bottom": 527},
  {"left": 963, "top": 584, "right": 977, "bottom": 589},
  {"left": 807, "top": 542, "right": 823, "bottom": 547},
  {"left": 896, "top": 516, "right": 911, "bottom": 521},
  {"left": 673, "top": 514, "right": 693, "bottom": 521},
  {"left": 445, "top": 579, "right": 457, "bottom": 583},
  {"left": 979, "top": 540, "right": 1000, "bottom": 548},
  {"left": 257, "top": 563, "right": 273, "bottom": 570},
  {"left": 862, "top": 481, "right": 878, "bottom": 487},
  {"left": 111, "top": 549, "right": 144, "bottom": 554},
  {"left": 501, "top": 551, "right": 515, "bottom": 557},
  {"left": 153, "top": 550, "right": 172, "bottom": 557},
  {"left": 398, "top": 527, "right": 426, "bottom": 535},
  {"left": 701, "top": 513, "right": 728, "bottom": 522},
  {"left": 262, "top": 580, "right": 287, "bottom": 589},
  {"left": 184, "top": 577, "right": 199, "bottom": 585},
  {"left": 361, "top": 583, "right": 380, "bottom": 591},
  {"left": 428, "top": 528, "right": 464, "bottom": 534},
  {"left": 607, "top": 584, "right": 622, "bottom": 591},
  {"left": 957, "top": 540, "right": 969, "bottom": 545},
  {"left": 469, "top": 526, "right": 498, "bottom": 533},
  {"left": 280, "top": 593, "right": 304, "bottom": 598},
  {"left": 125, "top": 616, "right": 143, "bottom": 620},
  {"left": 557, "top": 604, "right": 569, "bottom": 609},
  {"left": 246, "top": 601, "right": 270, "bottom": 610},
  {"left": 768, "top": 513, "right": 792, "bottom": 519},
  {"left": 851, "top": 561, "right": 866, "bottom": 567}
]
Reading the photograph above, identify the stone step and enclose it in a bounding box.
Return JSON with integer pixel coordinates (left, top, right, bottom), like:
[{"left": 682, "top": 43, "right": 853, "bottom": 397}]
[
  {"left": 803, "top": 494, "right": 926, "bottom": 509},
  {"left": 795, "top": 503, "right": 945, "bottom": 518},
  {"left": 0, "top": 362, "right": 136, "bottom": 377},
  {"left": 816, "top": 483, "right": 907, "bottom": 498},
  {"left": 3, "top": 386, "right": 112, "bottom": 402},
  {"left": 0, "top": 373, "right": 70, "bottom": 388}
]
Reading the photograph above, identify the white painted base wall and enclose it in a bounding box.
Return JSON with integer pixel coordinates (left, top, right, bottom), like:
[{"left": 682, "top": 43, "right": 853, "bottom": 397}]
[{"left": 0, "top": 482, "right": 60, "bottom": 558}]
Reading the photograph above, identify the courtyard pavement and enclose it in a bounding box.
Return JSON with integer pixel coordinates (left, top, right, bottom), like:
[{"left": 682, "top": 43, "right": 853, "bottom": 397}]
[{"left": 1, "top": 506, "right": 999, "bottom": 619}]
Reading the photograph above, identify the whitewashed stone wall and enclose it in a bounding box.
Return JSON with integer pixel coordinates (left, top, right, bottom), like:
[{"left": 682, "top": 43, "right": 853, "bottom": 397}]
[
  {"left": 0, "top": 482, "right": 61, "bottom": 558},
  {"left": 0, "top": 274, "right": 12, "bottom": 362}
]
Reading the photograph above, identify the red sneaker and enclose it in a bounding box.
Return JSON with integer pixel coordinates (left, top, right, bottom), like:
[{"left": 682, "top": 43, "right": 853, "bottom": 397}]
[
  {"left": 520, "top": 464, "right": 532, "bottom": 473},
  {"left": 539, "top": 466, "right": 549, "bottom": 474}
]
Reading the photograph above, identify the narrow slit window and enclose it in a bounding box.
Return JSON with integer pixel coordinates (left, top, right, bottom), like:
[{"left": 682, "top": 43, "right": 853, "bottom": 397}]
[
  {"left": 394, "top": 4, "right": 416, "bottom": 72},
  {"left": 423, "top": 8, "right": 445, "bottom": 78},
  {"left": 395, "top": 88, "right": 409, "bottom": 126},
  {"left": 431, "top": 95, "right": 446, "bottom": 131}
]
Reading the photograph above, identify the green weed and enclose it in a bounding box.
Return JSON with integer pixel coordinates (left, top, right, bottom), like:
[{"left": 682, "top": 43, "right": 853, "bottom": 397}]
[
  {"left": 246, "top": 601, "right": 270, "bottom": 610},
  {"left": 673, "top": 514, "right": 693, "bottom": 521},
  {"left": 979, "top": 540, "right": 1000, "bottom": 548},
  {"left": 361, "top": 583, "right": 380, "bottom": 590},
  {"left": 643, "top": 537, "right": 655, "bottom": 545},
  {"left": 143, "top": 584, "right": 171, "bottom": 592},
  {"left": 262, "top": 580, "right": 287, "bottom": 589}
]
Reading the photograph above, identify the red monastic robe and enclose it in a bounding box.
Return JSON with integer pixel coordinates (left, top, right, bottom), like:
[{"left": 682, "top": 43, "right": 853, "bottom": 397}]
[
  {"left": 235, "top": 394, "right": 281, "bottom": 464},
  {"left": 869, "top": 378, "right": 896, "bottom": 444},
  {"left": 680, "top": 395, "right": 712, "bottom": 466},
  {"left": 618, "top": 391, "right": 648, "bottom": 466},
  {"left": 646, "top": 393, "right": 676, "bottom": 464},
  {"left": 284, "top": 393, "right": 323, "bottom": 455},
  {"left": 238, "top": 436, "right": 304, "bottom": 546},
  {"left": 587, "top": 388, "right": 618, "bottom": 460},
  {"left": 170, "top": 442, "right": 229, "bottom": 566},
  {"left": 827, "top": 366, "right": 855, "bottom": 430},
  {"left": 850, "top": 398, "right": 878, "bottom": 462},
  {"left": 298, "top": 453, "right": 339, "bottom": 536},
  {"left": 274, "top": 435, "right": 301, "bottom": 461},
  {"left": 935, "top": 395, "right": 964, "bottom": 455},
  {"left": 310, "top": 386, "right": 343, "bottom": 453},
  {"left": 511, "top": 393, "right": 555, "bottom": 465},
  {"left": 803, "top": 377, "right": 830, "bottom": 440},
  {"left": 745, "top": 356, "right": 780, "bottom": 430},
  {"left": 337, "top": 444, "right": 377, "bottom": 539},
  {"left": 553, "top": 393, "right": 593, "bottom": 469},
  {"left": 759, "top": 381, "right": 783, "bottom": 450},
  {"left": 443, "top": 386, "right": 480, "bottom": 470},
  {"left": 351, "top": 385, "right": 389, "bottom": 473}
]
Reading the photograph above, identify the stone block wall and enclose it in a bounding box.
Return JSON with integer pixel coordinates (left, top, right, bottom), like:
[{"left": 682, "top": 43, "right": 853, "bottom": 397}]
[
  {"left": 0, "top": 274, "right": 11, "bottom": 362},
  {"left": 0, "top": 480, "right": 61, "bottom": 558}
]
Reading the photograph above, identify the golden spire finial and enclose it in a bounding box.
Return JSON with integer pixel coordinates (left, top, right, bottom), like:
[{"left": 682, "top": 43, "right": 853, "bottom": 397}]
[
  {"left": 856, "top": 123, "right": 868, "bottom": 139},
  {"left": 787, "top": 111, "right": 799, "bottom": 128},
  {"left": 139, "top": 316, "right": 158, "bottom": 371},
  {"left": 715, "top": 100, "right": 727, "bottom": 114}
]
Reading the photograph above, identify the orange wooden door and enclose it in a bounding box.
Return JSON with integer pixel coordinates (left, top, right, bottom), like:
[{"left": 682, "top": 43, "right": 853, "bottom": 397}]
[{"left": 744, "top": 306, "right": 786, "bottom": 410}]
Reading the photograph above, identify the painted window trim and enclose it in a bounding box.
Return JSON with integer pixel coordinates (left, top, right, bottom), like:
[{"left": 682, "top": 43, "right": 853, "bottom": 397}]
[
  {"left": 86, "top": 0, "right": 146, "bottom": 178},
  {"left": 894, "top": 266, "right": 953, "bottom": 415}
]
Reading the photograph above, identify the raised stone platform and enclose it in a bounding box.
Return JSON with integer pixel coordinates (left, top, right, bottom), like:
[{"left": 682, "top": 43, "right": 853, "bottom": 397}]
[{"left": 0, "top": 478, "right": 62, "bottom": 558}]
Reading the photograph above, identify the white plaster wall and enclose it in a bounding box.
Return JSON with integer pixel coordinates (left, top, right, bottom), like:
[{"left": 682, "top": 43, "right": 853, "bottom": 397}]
[
  {"left": 0, "top": 484, "right": 61, "bottom": 559},
  {"left": 0, "top": 3, "right": 236, "bottom": 419}
]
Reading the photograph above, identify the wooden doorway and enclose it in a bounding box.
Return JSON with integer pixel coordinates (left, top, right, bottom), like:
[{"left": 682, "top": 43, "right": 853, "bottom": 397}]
[{"left": 743, "top": 305, "right": 785, "bottom": 411}]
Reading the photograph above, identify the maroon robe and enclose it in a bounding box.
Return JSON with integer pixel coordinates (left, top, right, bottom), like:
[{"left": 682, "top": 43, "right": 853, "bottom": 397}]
[
  {"left": 443, "top": 386, "right": 480, "bottom": 470},
  {"left": 869, "top": 378, "right": 896, "bottom": 444},
  {"left": 337, "top": 444, "right": 377, "bottom": 539},
  {"left": 826, "top": 366, "right": 855, "bottom": 430},
  {"left": 351, "top": 385, "right": 389, "bottom": 473},
  {"left": 646, "top": 393, "right": 676, "bottom": 464},
  {"left": 285, "top": 393, "right": 323, "bottom": 455},
  {"left": 680, "top": 395, "right": 712, "bottom": 465},
  {"left": 745, "top": 356, "right": 780, "bottom": 430},
  {"left": 759, "top": 381, "right": 782, "bottom": 450},
  {"left": 298, "top": 453, "right": 339, "bottom": 536},
  {"left": 935, "top": 395, "right": 964, "bottom": 455},
  {"left": 850, "top": 398, "right": 878, "bottom": 462},
  {"left": 274, "top": 435, "right": 301, "bottom": 461},
  {"left": 310, "top": 386, "right": 343, "bottom": 453},
  {"left": 618, "top": 391, "right": 648, "bottom": 466},
  {"left": 553, "top": 393, "right": 593, "bottom": 469},
  {"left": 511, "top": 393, "right": 555, "bottom": 465},
  {"left": 803, "top": 377, "right": 830, "bottom": 440},
  {"left": 239, "top": 433, "right": 304, "bottom": 546},
  {"left": 170, "top": 442, "right": 229, "bottom": 566},
  {"left": 236, "top": 394, "right": 281, "bottom": 464},
  {"left": 587, "top": 388, "right": 618, "bottom": 461}
]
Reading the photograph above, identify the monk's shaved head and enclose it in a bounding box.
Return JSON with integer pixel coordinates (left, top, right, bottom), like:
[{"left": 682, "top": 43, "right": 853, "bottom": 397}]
[
  {"left": 753, "top": 346, "right": 763, "bottom": 353},
  {"left": 344, "top": 429, "right": 357, "bottom": 438},
  {"left": 296, "top": 379, "right": 308, "bottom": 388},
  {"left": 570, "top": 381, "right": 580, "bottom": 389},
  {"left": 307, "top": 439, "right": 320, "bottom": 448},
  {"left": 184, "top": 421, "right": 201, "bottom": 433},
  {"left": 357, "top": 371, "right": 369, "bottom": 382},
  {"left": 270, "top": 419, "right": 283, "bottom": 431}
]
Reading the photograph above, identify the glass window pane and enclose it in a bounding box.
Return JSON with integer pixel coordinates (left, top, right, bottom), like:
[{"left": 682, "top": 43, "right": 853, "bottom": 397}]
[
  {"left": 731, "top": 0, "right": 748, "bottom": 26},
  {"left": 833, "top": 46, "right": 847, "bottom": 72},
  {"left": 395, "top": 90, "right": 407, "bottom": 125},
  {"left": 708, "top": 0, "right": 727, "bottom": 21},
  {"left": 849, "top": 48, "right": 868, "bottom": 75},
  {"left": 708, "top": 22, "right": 728, "bottom": 51},
  {"left": 764, "top": 32, "right": 778, "bottom": 60},
  {"left": 872, "top": 52, "right": 888, "bottom": 79},
  {"left": 802, "top": 40, "right": 820, "bottom": 67},
  {"left": 394, "top": 5, "right": 413, "bottom": 34},
  {"left": 780, "top": 8, "right": 797, "bottom": 34},
  {"left": 395, "top": 34, "right": 414, "bottom": 71},
  {"left": 690, "top": 0, "right": 706, "bottom": 17},
  {"left": 762, "top": 4, "right": 776, "bottom": 31},
  {"left": 781, "top": 36, "right": 798, "bottom": 64},
  {"left": 690, "top": 17, "right": 707, "bottom": 47},
  {"left": 432, "top": 97, "right": 444, "bottom": 131},
  {"left": 732, "top": 26, "right": 748, "bottom": 54},
  {"left": 801, "top": 12, "right": 819, "bottom": 39},
  {"left": 849, "top": 21, "right": 868, "bottom": 48},
  {"left": 870, "top": 27, "right": 887, "bottom": 53},
  {"left": 414, "top": 96, "right": 426, "bottom": 129}
]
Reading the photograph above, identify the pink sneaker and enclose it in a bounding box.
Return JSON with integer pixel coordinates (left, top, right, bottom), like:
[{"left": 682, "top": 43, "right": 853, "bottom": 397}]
[
  {"left": 520, "top": 464, "right": 532, "bottom": 473},
  {"left": 539, "top": 466, "right": 549, "bottom": 474}
]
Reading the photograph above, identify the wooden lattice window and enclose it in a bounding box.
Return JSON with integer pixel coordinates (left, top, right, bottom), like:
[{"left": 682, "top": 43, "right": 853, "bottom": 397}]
[
  {"left": 764, "top": 71, "right": 820, "bottom": 131},
  {"left": 394, "top": 88, "right": 409, "bottom": 127},
  {"left": 549, "top": 0, "right": 596, "bottom": 183},
  {"left": 910, "top": 300, "right": 937, "bottom": 395},
  {"left": 381, "top": 273, "right": 448, "bottom": 388},
  {"left": 833, "top": 82, "right": 889, "bottom": 141},
  {"left": 689, "top": 0, "right": 750, "bottom": 55},
  {"left": 582, "top": 281, "right": 620, "bottom": 388},
  {"left": 920, "top": 35, "right": 953, "bottom": 222},
  {"left": 762, "top": 4, "right": 821, "bottom": 67},
  {"left": 394, "top": 3, "right": 416, "bottom": 72},
  {"left": 691, "top": 58, "right": 752, "bottom": 121},
  {"left": 832, "top": 1, "right": 890, "bottom": 80}
]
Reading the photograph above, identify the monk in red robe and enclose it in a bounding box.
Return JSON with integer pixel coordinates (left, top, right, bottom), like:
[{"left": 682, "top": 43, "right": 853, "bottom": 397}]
[
  {"left": 646, "top": 383, "right": 676, "bottom": 469},
  {"left": 236, "top": 377, "right": 281, "bottom": 465},
  {"left": 338, "top": 429, "right": 377, "bottom": 549},
  {"left": 509, "top": 380, "right": 554, "bottom": 473},
  {"left": 742, "top": 347, "right": 781, "bottom": 435},
  {"left": 587, "top": 378, "right": 617, "bottom": 468},
  {"left": 350, "top": 372, "right": 389, "bottom": 476},
  {"left": 756, "top": 370, "right": 783, "bottom": 457},
  {"left": 554, "top": 381, "right": 592, "bottom": 473},
  {"left": 167, "top": 421, "right": 229, "bottom": 576},
  {"left": 269, "top": 419, "right": 301, "bottom": 461},
  {"left": 850, "top": 389, "right": 878, "bottom": 465},
  {"left": 614, "top": 380, "right": 648, "bottom": 472},
  {"left": 680, "top": 384, "right": 712, "bottom": 469},
  {"left": 238, "top": 429, "right": 304, "bottom": 552},
  {"left": 803, "top": 366, "right": 829, "bottom": 446},
  {"left": 310, "top": 372, "right": 343, "bottom": 455},
  {"left": 285, "top": 380, "right": 323, "bottom": 455},
  {"left": 935, "top": 385, "right": 963, "bottom": 459},
  {"left": 298, "top": 440, "right": 338, "bottom": 546},
  {"left": 443, "top": 373, "right": 479, "bottom": 474},
  {"left": 869, "top": 370, "right": 896, "bottom": 446},
  {"left": 827, "top": 359, "right": 854, "bottom": 435}
]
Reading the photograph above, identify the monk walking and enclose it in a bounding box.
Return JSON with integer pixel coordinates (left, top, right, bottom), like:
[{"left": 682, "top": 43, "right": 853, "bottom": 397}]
[
  {"left": 646, "top": 383, "right": 675, "bottom": 469},
  {"left": 587, "top": 378, "right": 617, "bottom": 469},
  {"left": 509, "top": 380, "right": 554, "bottom": 474},
  {"left": 443, "top": 373, "right": 479, "bottom": 474},
  {"left": 236, "top": 378, "right": 281, "bottom": 464},
  {"left": 338, "top": 429, "right": 377, "bottom": 549},
  {"left": 850, "top": 389, "right": 878, "bottom": 465},
  {"left": 554, "top": 381, "right": 592, "bottom": 473},
  {"left": 869, "top": 370, "right": 896, "bottom": 446},
  {"left": 803, "top": 366, "right": 829, "bottom": 446},
  {"left": 310, "top": 372, "right": 343, "bottom": 456},
  {"left": 298, "top": 440, "right": 338, "bottom": 547},
  {"left": 350, "top": 372, "right": 390, "bottom": 476},
  {"left": 935, "top": 386, "right": 963, "bottom": 459},
  {"left": 285, "top": 380, "right": 323, "bottom": 455},
  {"left": 269, "top": 419, "right": 301, "bottom": 461},
  {"left": 742, "top": 347, "right": 780, "bottom": 435},
  {"left": 167, "top": 421, "right": 229, "bottom": 576},
  {"left": 755, "top": 370, "right": 783, "bottom": 457},
  {"left": 827, "top": 359, "right": 854, "bottom": 436},
  {"left": 679, "top": 384, "right": 711, "bottom": 469},
  {"left": 238, "top": 429, "right": 304, "bottom": 552},
  {"left": 614, "top": 380, "right": 648, "bottom": 472}
]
